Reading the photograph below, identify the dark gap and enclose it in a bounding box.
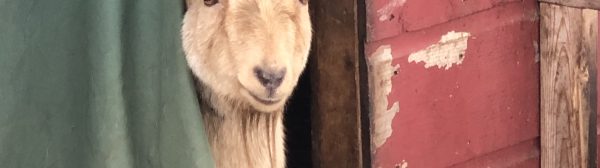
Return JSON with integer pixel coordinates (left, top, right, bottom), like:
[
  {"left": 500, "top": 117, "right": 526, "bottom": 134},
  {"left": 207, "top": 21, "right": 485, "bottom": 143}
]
[
  {"left": 284, "top": 65, "right": 313, "bottom": 168},
  {"left": 357, "top": 0, "right": 372, "bottom": 167},
  {"left": 587, "top": 32, "right": 597, "bottom": 168}
]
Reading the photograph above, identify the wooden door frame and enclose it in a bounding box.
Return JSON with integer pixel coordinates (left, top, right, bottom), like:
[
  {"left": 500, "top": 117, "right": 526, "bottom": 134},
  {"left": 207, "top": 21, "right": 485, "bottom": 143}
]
[
  {"left": 183, "top": 0, "right": 372, "bottom": 167},
  {"left": 539, "top": 1, "right": 599, "bottom": 167},
  {"left": 308, "top": 0, "right": 371, "bottom": 167}
]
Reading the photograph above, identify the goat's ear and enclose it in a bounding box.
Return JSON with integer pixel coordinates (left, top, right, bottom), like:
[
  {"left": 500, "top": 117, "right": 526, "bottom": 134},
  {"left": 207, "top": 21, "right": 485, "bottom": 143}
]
[{"left": 299, "top": 0, "right": 307, "bottom": 5}]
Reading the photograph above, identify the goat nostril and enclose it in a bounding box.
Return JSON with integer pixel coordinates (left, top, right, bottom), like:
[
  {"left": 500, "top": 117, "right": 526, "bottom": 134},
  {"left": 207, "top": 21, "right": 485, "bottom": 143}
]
[{"left": 253, "top": 67, "right": 286, "bottom": 89}]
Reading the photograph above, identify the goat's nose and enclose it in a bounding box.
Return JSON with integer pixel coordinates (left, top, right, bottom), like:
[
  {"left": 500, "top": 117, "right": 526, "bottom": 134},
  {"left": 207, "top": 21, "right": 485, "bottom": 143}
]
[{"left": 254, "top": 67, "right": 286, "bottom": 90}]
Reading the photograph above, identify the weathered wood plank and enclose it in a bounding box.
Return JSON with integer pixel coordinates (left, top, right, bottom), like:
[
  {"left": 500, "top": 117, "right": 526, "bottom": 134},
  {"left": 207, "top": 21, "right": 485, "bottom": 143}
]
[
  {"left": 582, "top": 8, "right": 598, "bottom": 168},
  {"left": 540, "top": 3, "right": 598, "bottom": 168},
  {"left": 540, "top": 0, "right": 600, "bottom": 10},
  {"left": 309, "top": 0, "right": 365, "bottom": 167}
]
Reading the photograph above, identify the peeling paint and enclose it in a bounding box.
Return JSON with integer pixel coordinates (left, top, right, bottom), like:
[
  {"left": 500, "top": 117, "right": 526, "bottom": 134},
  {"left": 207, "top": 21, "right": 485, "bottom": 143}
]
[
  {"left": 368, "top": 45, "right": 400, "bottom": 150},
  {"left": 408, "top": 31, "right": 471, "bottom": 69},
  {"left": 377, "top": 0, "right": 406, "bottom": 21},
  {"left": 395, "top": 160, "right": 408, "bottom": 168}
]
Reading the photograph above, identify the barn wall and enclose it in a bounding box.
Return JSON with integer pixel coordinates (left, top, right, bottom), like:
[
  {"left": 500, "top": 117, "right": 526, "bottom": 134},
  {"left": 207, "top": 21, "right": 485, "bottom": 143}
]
[{"left": 365, "top": 0, "right": 540, "bottom": 167}]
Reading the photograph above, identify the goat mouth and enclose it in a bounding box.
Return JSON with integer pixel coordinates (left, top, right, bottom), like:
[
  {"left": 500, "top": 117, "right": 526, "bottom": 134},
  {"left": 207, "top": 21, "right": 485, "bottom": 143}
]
[{"left": 248, "top": 91, "right": 281, "bottom": 105}]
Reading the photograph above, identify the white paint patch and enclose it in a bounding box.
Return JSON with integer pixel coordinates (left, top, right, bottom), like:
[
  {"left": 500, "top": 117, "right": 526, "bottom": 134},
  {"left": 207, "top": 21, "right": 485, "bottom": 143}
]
[
  {"left": 368, "top": 45, "right": 400, "bottom": 150},
  {"left": 395, "top": 160, "right": 408, "bottom": 168},
  {"left": 408, "top": 31, "right": 471, "bottom": 70},
  {"left": 377, "top": 0, "right": 406, "bottom": 21}
]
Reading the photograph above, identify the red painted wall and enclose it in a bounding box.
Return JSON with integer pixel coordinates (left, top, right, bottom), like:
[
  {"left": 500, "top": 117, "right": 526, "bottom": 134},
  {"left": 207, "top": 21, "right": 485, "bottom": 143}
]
[{"left": 366, "top": 0, "right": 540, "bottom": 167}]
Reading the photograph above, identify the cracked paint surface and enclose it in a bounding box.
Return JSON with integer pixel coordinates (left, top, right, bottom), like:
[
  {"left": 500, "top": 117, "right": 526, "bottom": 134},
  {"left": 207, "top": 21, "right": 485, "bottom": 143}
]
[
  {"left": 408, "top": 31, "right": 471, "bottom": 70},
  {"left": 377, "top": 0, "right": 406, "bottom": 21},
  {"left": 368, "top": 45, "right": 400, "bottom": 150}
]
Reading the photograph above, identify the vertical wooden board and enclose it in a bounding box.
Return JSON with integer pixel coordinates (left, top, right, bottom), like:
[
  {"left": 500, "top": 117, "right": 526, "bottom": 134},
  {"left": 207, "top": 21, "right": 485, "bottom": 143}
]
[
  {"left": 309, "top": 0, "right": 364, "bottom": 167},
  {"left": 584, "top": 9, "right": 598, "bottom": 168},
  {"left": 598, "top": 10, "right": 600, "bottom": 168},
  {"left": 539, "top": 0, "right": 600, "bottom": 10},
  {"left": 540, "top": 3, "right": 598, "bottom": 168}
]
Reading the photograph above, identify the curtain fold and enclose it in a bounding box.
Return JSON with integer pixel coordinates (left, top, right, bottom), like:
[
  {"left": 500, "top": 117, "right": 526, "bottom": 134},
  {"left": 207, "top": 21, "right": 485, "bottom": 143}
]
[{"left": 0, "top": 0, "right": 214, "bottom": 167}]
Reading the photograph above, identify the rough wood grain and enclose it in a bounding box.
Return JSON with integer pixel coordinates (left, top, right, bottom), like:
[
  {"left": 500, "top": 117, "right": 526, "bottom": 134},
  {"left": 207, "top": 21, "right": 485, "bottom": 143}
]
[
  {"left": 309, "top": 0, "right": 365, "bottom": 167},
  {"left": 540, "top": 3, "right": 598, "bottom": 168},
  {"left": 540, "top": 0, "right": 600, "bottom": 10},
  {"left": 581, "top": 8, "right": 597, "bottom": 168}
]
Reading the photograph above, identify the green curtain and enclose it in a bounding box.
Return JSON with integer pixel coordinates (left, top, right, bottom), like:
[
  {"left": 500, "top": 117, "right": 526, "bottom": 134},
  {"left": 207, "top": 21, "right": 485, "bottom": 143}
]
[{"left": 0, "top": 0, "right": 214, "bottom": 167}]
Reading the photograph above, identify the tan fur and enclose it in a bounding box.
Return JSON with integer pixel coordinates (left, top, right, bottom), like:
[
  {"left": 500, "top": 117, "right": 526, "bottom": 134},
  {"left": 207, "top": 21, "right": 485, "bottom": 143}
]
[{"left": 181, "top": 0, "right": 312, "bottom": 167}]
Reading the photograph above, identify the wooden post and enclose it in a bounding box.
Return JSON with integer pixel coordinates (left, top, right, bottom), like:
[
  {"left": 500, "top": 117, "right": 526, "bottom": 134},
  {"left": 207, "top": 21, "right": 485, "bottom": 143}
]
[
  {"left": 309, "top": 0, "right": 368, "bottom": 167},
  {"left": 540, "top": 3, "right": 598, "bottom": 168}
]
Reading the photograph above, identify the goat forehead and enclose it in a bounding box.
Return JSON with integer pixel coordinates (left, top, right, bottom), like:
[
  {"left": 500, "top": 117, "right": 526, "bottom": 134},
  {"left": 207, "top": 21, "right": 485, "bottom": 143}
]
[
  {"left": 230, "top": 0, "right": 294, "bottom": 5},
  {"left": 228, "top": 0, "right": 296, "bottom": 13}
]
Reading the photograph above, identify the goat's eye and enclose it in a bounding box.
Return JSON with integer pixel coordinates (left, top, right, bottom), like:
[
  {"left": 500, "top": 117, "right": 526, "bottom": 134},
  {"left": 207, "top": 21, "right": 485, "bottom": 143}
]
[
  {"left": 204, "top": 0, "right": 218, "bottom": 6},
  {"left": 299, "top": 0, "right": 307, "bottom": 5}
]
